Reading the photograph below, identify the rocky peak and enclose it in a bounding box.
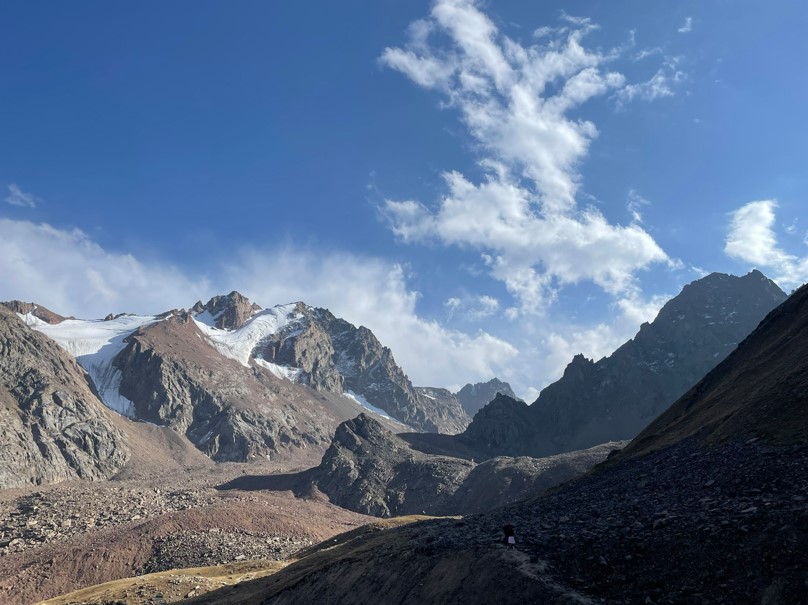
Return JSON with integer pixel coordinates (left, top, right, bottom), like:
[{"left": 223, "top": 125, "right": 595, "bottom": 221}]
[
  {"left": 191, "top": 291, "right": 262, "bottom": 330},
  {"left": 455, "top": 378, "right": 518, "bottom": 417},
  {"left": 330, "top": 413, "right": 397, "bottom": 451},
  {"left": 1, "top": 300, "right": 66, "bottom": 325}
]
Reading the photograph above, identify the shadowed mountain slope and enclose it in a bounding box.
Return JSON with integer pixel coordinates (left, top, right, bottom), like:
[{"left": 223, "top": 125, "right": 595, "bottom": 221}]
[
  {"left": 461, "top": 270, "right": 786, "bottom": 458},
  {"left": 619, "top": 280, "right": 808, "bottom": 461}
]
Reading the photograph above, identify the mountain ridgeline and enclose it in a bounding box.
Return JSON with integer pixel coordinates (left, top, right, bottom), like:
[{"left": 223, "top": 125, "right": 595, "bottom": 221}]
[
  {"left": 460, "top": 270, "right": 787, "bottom": 458},
  {"left": 0, "top": 270, "right": 787, "bottom": 489}
]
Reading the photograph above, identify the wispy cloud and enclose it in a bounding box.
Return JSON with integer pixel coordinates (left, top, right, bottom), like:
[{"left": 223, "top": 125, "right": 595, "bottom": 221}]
[
  {"left": 678, "top": 17, "right": 693, "bottom": 34},
  {"left": 627, "top": 189, "right": 651, "bottom": 223},
  {"left": 725, "top": 200, "right": 808, "bottom": 289},
  {"left": 4, "top": 184, "right": 39, "bottom": 208},
  {"left": 616, "top": 57, "right": 685, "bottom": 107},
  {"left": 380, "top": 0, "right": 673, "bottom": 315},
  {"left": 442, "top": 293, "right": 500, "bottom": 321}
]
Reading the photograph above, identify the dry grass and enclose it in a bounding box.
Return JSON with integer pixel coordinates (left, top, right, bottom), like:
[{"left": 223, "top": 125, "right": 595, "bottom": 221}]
[{"left": 37, "top": 560, "right": 287, "bottom": 605}]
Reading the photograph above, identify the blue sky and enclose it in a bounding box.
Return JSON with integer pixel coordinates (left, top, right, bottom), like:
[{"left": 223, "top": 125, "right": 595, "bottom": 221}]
[{"left": 2, "top": 0, "right": 807, "bottom": 399}]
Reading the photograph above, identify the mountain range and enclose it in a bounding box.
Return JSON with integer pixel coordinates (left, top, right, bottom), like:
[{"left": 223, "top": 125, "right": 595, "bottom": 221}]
[
  {"left": 0, "top": 270, "right": 787, "bottom": 489},
  {"left": 184, "top": 278, "right": 808, "bottom": 605},
  {"left": 0, "top": 292, "right": 521, "bottom": 487}
]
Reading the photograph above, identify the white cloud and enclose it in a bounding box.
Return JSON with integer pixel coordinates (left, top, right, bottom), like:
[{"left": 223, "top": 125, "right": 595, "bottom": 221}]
[
  {"left": 678, "top": 17, "right": 693, "bottom": 34},
  {"left": 4, "top": 184, "right": 39, "bottom": 208},
  {"left": 616, "top": 57, "right": 685, "bottom": 106},
  {"left": 725, "top": 200, "right": 808, "bottom": 289},
  {"left": 633, "top": 47, "right": 663, "bottom": 62},
  {"left": 441, "top": 293, "right": 500, "bottom": 320},
  {"left": 380, "top": 0, "right": 673, "bottom": 315},
  {"left": 445, "top": 296, "right": 462, "bottom": 310},
  {"left": 0, "top": 219, "right": 211, "bottom": 316}
]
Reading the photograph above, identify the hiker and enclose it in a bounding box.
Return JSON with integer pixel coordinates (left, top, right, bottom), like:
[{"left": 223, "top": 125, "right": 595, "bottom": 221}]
[{"left": 503, "top": 524, "right": 516, "bottom": 549}]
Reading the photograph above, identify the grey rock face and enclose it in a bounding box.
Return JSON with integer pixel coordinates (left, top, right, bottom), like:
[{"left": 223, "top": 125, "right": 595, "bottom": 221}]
[
  {"left": 312, "top": 414, "right": 475, "bottom": 517},
  {"left": 455, "top": 378, "right": 518, "bottom": 418},
  {"left": 0, "top": 306, "right": 129, "bottom": 488},
  {"left": 114, "top": 313, "right": 334, "bottom": 462},
  {"left": 191, "top": 291, "right": 262, "bottom": 330},
  {"left": 463, "top": 270, "right": 787, "bottom": 458},
  {"left": 259, "top": 306, "right": 469, "bottom": 434}
]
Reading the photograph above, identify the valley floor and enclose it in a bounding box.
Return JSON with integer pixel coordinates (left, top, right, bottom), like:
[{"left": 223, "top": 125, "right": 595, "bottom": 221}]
[{"left": 0, "top": 460, "right": 371, "bottom": 605}]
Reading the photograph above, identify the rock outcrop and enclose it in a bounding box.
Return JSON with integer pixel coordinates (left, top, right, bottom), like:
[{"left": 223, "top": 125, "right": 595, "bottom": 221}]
[
  {"left": 304, "top": 414, "right": 619, "bottom": 518},
  {"left": 462, "top": 270, "right": 787, "bottom": 457},
  {"left": 2, "top": 300, "right": 67, "bottom": 325},
  {"left": 190, "top": 292, "right": 261, "bottom": 330},
  {"left": 0, "top": 306, "right": 129, "bottom": 488},
  {"left": 114, "top": 313, "right": 339, "bottom": 462},
  {"left": 311, "top": 414, "right": 474, "bottom": 517}
]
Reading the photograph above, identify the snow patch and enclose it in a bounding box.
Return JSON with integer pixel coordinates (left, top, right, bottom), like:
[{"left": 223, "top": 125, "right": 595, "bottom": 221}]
[
  {"left": 193, "top": 310, "right": 218, "bottom": 327},
  {"left": 193, "top": 303, "right": 304, "bottom": 367},
  {"left": 25, "top": 314, "right": 159, "bottom": 417},
  {"left": 17, "top": 311, "right": 47, "bottom": 328},
  {"left": 343, "top": 390, "right": 409, "bottom": 428},
  {"left": 254, "top": 357, "right": 303, "bottom": 382}
]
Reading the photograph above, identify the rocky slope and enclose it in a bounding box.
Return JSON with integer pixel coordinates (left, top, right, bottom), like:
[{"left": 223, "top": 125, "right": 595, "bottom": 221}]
[
  {"left": 247, "top": 414, "right": 620, "bottom": 518},
  {"left": 0, "top": 305, "right": 130, "bottom": 489},
  {"left": 189, "top": 278, "right": 808, "bottom": 605},
  {"left": 462, "top": 270, "right": 786, "bottom": 458},
  {"left": 308, "top": 414, "right": 474, "bottom": 517},
  {"left": 1, "top": 300, "right": 67, "bottom": 324},
  {"left": 0, "top": 464, "right": 372, "bottom": 605}
]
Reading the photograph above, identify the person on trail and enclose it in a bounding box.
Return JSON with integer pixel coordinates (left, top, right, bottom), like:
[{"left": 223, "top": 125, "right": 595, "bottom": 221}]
[{"left": 503, "top": 524, "right": 516, "bottom": 549}]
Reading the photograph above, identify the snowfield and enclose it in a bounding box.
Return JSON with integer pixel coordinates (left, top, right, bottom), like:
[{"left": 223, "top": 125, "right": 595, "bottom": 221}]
[{"left": 21, "top": 311, "right": 159, "bottom": 417}]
